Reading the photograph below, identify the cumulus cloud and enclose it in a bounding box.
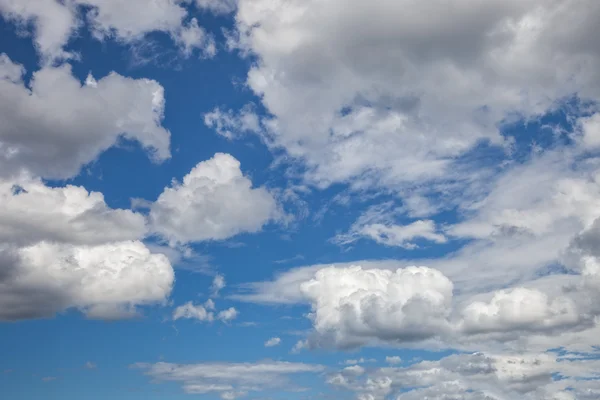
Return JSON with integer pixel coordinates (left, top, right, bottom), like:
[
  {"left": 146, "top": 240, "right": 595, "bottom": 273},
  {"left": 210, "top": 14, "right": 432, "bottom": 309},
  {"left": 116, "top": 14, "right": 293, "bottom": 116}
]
[
  {"left": 0, "top": 241, "right": 173, "bottom": 321},
  {"left": 264, "top": 337, "right": 281, "bottom": 347},
  {"left": 300, "top": 266, "right": 454, "bottom": 348},
  {"left": 0, "top": 0, "right": 225, "bottom": 61},
  {"left": 133, "top": 360, "right": 324, "bottom": 398},
  {"left": 0, "top": 167, "right": 174, "bottom": 322},
  {"left": 226, "top": 0, "right": 600, "bottom": 196},
  {"left": 150, "top": 153, "right": 278, "bottom": 244},
  {"left": 0, "top": 0, "right": 78, "bottom": 61},
  {"left": 0, "top": 54, "right": 170, "bottom": 179},
  {"left": 235, "top": 256, "right": 600, "bottom": 350},
  {"left": 0, "top": 176, "right": 146, "bottom": 246}
]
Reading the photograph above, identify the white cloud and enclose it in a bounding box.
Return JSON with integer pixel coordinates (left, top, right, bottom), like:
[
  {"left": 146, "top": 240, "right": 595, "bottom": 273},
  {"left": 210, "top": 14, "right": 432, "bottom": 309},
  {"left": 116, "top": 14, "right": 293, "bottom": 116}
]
[
  {"left": 343, "top": 358, "right": 376, "bottom": 365},
  {"left": 0, "top": 54, "right": 170, "bottom": 179},
  {"left": 385, "top": 356, "right": 401, "bottom": 365},
  {"left": 336, "top": 219, "right": 446, "bottom": 249},
  {"left": 233, "top": 255, "right": 600, "bottom": 349},
  {"left": 173, "top": 299, "right": 238, "bottom": 323},
  {"left": 173, "top": 301, "right": 214, "bottom": 322},
  {"left": 172, "top": 17, "right": 216, "bottom": 58},
  {"left": 459, "top": 287, "right": 582, "bottom": 336},
  {"left": 300, "top": 265, "right": 454, "bottom": 348},
  {"left": 150, "top": 153, "right": 277, "bottom": 244},
  {"left": 326, "top": 351, "right": 600, "bottom": 400},
  {"left": 0, "top": 0, "right": 225, "bottom": 61},
  {"left": 225, "top": 0, "right": 600, "bottom": 196},
  {"left": 264, "top": 337, "right": 281, "bottom": 347},
  {"left": 204, "top": 106, "right": 261, "bottom": 140},
  {"left": 192, "top": 0, "right": 237, "bottom": 14},
  {"left": 0, "top": 0, "right": 77, "bottom": 61},
  {"left": 211, "top": 274, "right": 226, "bottom": 296},
  {"left": 133, "top": 360, "right": 324, "bottom": 398},
  {"left": 0, "top": 240, "right": 174, "bottom": 321},
  {"left": 217, "top": 307, "right": 238, "bottom": 322},
  {"left": 0, "top": 174, "right": 182, "bottom": 320},
  {"left": 0, "top": 176, "right": 146, "bottom": 246}
]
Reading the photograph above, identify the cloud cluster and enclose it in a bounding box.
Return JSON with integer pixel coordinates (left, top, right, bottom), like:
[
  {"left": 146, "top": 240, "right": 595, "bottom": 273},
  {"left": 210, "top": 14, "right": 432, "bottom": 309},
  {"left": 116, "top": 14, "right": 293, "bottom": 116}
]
[
  {"left": 240, "top": 243, "right": 600, "bottom": 350},
  {"left": 133, "top": 360, "right": 324, "bottom": 399},
  {"left": 0, "top": 0, "right": 229, "bottom": 61},
  {"left": 328, "top": 351, "right": 600, "bottom": 400},
  {"left": 218, "top": 0, "right": 600, "bottom": 199}
]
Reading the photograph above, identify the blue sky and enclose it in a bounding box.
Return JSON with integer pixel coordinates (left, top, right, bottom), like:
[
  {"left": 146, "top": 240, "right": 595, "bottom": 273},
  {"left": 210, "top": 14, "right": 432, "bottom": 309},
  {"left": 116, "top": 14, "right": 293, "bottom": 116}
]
[{"left": 1, "top": 1, "right": 600, "bottom": 399}]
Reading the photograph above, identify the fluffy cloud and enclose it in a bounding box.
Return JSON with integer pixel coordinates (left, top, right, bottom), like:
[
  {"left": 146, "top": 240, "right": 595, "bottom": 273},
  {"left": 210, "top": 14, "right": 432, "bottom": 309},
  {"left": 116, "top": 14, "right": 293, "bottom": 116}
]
[
  {"left": 0, "top": 240, "right": 173, "bottom": 321},
  {"left": 0, "top": 0, "right": 77, "bottom": 61},
  {"left": 0, "top": 0, "right": 225, "bottom": 61},
  {"left": 217, "top": 307, "right": 238, "bottom": 322},
  {"left": 235, "top": 255, "right": 600, "bottom": 350},
  {"left": 150, "top": 153, "right": 277, "bottom": 244},
  {"left": 0, "top": 176, "right": 146, "bottom": 246},
  {"left": 459, "top": 287, "right": 582, "bottom": 336},
  {"left": 224, "top": 0, "right": 600, "bottom": 195},
  {"left": 173, "top": 301, "right": 238, "bottom": 323},
  {"left": 0, "top": 54, "right": 170, "bottom": 179},
  {"left": 300, "top": 266, "right": 454, "bottom": 348},
  {"left": 211, "top": 274, "right": 226, "bottom": 296},
  {"left": 133, "top": 360, "right": 324, "bottom": 399},
  {"left": 264, "top": 337, "right": 281, "bottom": 347},
  {"left": 0, "top": 172, "right": 174, "bottom": 321}
]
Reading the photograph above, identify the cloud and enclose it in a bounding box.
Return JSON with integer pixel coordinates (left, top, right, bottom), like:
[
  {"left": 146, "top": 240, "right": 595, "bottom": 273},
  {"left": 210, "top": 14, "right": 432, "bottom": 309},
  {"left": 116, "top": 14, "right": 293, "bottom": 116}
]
[
  {"left": 173, "top": 301, "right": 215, "bottom": 322},
  {"left": 343, "top": 358, "right": 376, "bottom": 365},
  {"left": 385, "top": 356, "right": 401, "bottom": 365},
  {"left": 204, "top": 106, "right": 261, "bottom": 140},
  {"left": 0, "top": 173, "right": 174, "bottom": 321},
  {"left": 264, "top": 337, "right": 281, "bottom": 347},
  {"left": 84, "top": 361, "right": 97, "bottom": 369},
  {"left": 133, "top": 360, "right": 324, "bottom": 398},
  {"left": 0, "top": 176, "right": 146, "bottom": 247},
  {"left": 300, "top": 265, "right": 454, "bottom": 348},
  {"left": 0, "top": 0, "right": 226, "bottom": 61},
  {"left": 217, "top": 307, "right": 238, "bottom": 322},
  {"left": 150, "top": 153, "right": 278, "bottom": 244},
  {"left": 0, "top": 241, "right": 173, "bottom": 321},
  {"left": 233, "top": 253, "right": 600, "bottom": 349},
  {"left": 172, "top": 301, "right": 238, "bottom": 323},
  {"left": 226, "top": 0, "right": 600, "bottom": 197},
  {"left": 172, "top": 18, "right": 216, "bottom": 58},
  {"left": 326, "top": 351, "right": 600, "bottom": 400},
  {"left": 211, "top": 274, "right": 226, "bottom": 296},
  {"left": 0, "top": 54, "right": 170, "bottom": 179},
  {"left": 335, "top": 218, "right": 446, "bottom": 249},
  {"left": 0, "top": 0, "right": 77, "bottom": 61}
]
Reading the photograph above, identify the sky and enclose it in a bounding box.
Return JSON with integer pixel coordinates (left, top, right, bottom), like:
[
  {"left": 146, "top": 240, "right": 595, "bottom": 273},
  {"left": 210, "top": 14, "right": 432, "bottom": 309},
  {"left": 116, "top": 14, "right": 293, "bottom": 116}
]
[{"left": 1, "top": 0, "right": 600, "bottom": 399}]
